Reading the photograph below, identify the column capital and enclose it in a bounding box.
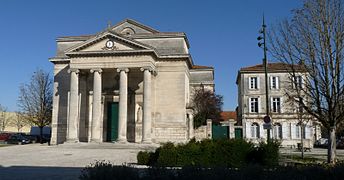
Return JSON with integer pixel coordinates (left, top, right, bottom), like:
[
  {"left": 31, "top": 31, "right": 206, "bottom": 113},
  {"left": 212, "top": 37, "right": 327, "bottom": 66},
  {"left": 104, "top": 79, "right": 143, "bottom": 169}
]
[
  {"left": 117, "top": 68, "right": 129, "bottom": 73},
  {"left": 90, "top": 68, "right": 102, "bottom": 73},
  {"left": 68, "top": 68, "right": 79, "bottom": 74},
  {"left": 141, "top": 67, "right": 157, "bottom": 76},
  {"left": 140, "top": 67, "right": 153, "bottom": 72}
]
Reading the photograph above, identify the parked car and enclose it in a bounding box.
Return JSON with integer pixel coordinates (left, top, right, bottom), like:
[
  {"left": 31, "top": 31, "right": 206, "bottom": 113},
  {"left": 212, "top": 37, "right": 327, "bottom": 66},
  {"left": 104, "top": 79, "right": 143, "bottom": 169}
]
[
  {"left": 7, "top": 134, "right": 30, "bottom": 145},
  {"left": 337, "top": 139, "right": 344, "bottom": 149},
  {"left": 314, "top": 138, "right": 328, "bottom": 148},
  {"left": 0, "top": 133, "right": 13, "bottom": 142},
  {"left": 22, "top": 134, "right": 38, "bottom": 143}
]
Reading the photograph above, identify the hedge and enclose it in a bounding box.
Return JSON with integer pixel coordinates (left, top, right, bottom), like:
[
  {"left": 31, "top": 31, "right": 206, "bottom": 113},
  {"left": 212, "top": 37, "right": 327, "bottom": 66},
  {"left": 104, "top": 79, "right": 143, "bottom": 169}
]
[
  {"left": 137, "top": 138, "right": 280, "bottom": 168},
  {"left": 80, "top": 161, "right": 344, "bottom": 180}
]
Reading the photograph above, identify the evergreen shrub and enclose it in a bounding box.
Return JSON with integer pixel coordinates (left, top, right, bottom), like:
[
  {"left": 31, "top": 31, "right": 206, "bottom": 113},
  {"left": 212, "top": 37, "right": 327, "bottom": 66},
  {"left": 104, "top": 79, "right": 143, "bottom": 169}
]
[{"left": 137, "top": 138, "right": 279, "bottom": 167}]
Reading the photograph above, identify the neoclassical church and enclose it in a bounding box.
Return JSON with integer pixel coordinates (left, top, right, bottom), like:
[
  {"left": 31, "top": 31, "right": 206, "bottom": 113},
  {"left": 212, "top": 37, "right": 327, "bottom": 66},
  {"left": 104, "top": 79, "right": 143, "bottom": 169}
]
[{"left": 49, "top": 19, "right": 214, "bottom": 145}]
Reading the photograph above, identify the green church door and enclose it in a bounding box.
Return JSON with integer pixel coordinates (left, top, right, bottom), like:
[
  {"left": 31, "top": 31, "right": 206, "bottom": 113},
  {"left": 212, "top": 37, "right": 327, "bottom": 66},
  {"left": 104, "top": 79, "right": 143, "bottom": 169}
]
[{"left": 107, "top": 102, "right": 119, "bottom": 142}]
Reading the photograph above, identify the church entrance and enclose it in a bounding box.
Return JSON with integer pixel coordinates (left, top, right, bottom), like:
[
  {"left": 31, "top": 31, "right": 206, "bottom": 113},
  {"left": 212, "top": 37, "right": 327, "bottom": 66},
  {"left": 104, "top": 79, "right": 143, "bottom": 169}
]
[{"left": 107, "top": 102, "right": 119, "bottom": 142}]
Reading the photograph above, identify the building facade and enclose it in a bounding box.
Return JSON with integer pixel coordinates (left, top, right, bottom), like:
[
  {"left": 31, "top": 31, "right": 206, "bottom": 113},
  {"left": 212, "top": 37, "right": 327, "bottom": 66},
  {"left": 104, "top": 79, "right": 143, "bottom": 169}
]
[
  {"left": 236, "top": 63, "right": 321, "bottom": 147},
  {"left": 49, "top": 19, "right": 214, "bottom": 145}
]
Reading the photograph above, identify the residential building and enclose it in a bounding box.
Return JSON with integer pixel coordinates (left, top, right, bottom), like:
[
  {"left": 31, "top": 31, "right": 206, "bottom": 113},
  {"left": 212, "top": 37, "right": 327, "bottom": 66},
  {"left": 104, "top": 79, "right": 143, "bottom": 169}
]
[{"left": 236, "top": 63, "right": 321, "bottom": 147}]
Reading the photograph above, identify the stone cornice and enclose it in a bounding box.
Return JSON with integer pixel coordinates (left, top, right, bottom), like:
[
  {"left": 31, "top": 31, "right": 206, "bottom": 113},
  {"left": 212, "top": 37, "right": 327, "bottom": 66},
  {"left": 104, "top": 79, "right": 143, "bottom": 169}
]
[
  {"left": 65, "top": 49, "right": 157, "bottom": 57},
  {"left": 65, "top": 31, "right": 155, "bottom": 53}
]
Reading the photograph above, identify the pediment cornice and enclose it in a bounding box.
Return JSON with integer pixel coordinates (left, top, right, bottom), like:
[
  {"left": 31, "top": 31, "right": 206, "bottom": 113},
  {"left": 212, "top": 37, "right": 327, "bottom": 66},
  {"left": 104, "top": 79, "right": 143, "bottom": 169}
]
[{"left": 65, "top": 31, "right": 155, "bottom": 53}]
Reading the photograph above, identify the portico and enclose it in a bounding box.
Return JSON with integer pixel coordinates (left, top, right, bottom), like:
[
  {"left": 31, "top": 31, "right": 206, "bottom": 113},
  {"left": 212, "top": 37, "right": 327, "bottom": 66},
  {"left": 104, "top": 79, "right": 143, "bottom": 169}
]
[{"left": 65, "top": 65, "right": 154, "bottom": 143}]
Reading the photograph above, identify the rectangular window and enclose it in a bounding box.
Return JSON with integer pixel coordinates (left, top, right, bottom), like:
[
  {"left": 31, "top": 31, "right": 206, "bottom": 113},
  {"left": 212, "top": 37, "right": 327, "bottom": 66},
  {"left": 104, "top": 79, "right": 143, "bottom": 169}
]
[
  {"left": 270, "top": 76, "right": 279, "bottom": 89},
  {"left": 250, "top": 98, "right": 259, "bottom": 113},
  {"left": 272, "top": 97, "right": 281, "bottom": 113},
  {"left": 293, "top": 76, "right": 303, "bottom": 89},
  {"left": 249, "top": 77, "right": 258, "bottom": 89},
  {"left": 295, "top": 125, "right": 300, "bottom": 138}
]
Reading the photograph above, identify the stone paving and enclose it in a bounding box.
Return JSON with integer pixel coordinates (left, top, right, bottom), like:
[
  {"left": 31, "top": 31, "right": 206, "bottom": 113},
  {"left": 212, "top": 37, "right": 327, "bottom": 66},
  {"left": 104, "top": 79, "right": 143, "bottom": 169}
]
[
  {"left": 1, "top": 143, "right": 344, "bottom": 180},
  {"left": 0, "top": 143, "right": 158, "bottom": 180}
]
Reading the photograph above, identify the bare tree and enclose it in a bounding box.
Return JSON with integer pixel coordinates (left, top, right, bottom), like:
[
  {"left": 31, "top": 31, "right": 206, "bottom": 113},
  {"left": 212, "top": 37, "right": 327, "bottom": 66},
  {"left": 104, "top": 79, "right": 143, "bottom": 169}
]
[
  {"left": 0, "top": 104, "right": 10, "bottom": 132},
  {"left": 269, "top": 0, "right": 344, "bottom": 163},
  {"left": 11, "top": 112, "right": 30, "bottom": 132},
  {"left": 18, "top": 69, "right": 53, "bottom": 143},
  {"left": 192, "top": 88, "right": 223, "bottom": 128}
]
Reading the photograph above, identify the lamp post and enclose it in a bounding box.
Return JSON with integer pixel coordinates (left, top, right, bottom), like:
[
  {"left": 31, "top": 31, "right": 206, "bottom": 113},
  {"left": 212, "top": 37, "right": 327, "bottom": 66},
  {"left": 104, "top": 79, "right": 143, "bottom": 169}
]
[{"left": 257, "top": 15, "right": 271, "bottom": 142}]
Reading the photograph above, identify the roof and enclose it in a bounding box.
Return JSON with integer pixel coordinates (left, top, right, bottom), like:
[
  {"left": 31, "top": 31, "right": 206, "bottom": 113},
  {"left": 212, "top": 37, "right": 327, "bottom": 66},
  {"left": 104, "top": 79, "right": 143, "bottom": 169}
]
[
  {"left": 192, "top": 65, "right": 213, "bottom": 69},
  {"left": 112, "top": 18, "right": 160, "bottom": 33},
  {"left": 220, "top": 111, "right": 236, "bottom": 121},
  {"left": 239, "top": 62, "right": 306, "bottom": 73}
]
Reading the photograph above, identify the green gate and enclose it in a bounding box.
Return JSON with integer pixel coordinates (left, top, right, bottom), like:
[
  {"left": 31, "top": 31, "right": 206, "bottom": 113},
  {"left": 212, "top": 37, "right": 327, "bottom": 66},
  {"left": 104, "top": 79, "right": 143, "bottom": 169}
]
[
  {"left": 212, "top": 125, "right": 229, "bottom": 140},
  {"left": 234, "top": 128, "right": 243, "bottom": 139},
  {"left": 107, "top": 102, "right": 119, "bottom": 142}
]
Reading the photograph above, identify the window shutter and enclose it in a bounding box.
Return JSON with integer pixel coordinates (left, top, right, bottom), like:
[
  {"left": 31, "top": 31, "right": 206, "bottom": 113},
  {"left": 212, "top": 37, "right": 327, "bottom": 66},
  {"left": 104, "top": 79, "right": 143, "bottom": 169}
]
[
  {"left": 291, "top": 123, "right": 296, "bottom": 139},
  {"left": 246, "top": 122, "right": 251, "bottom": 138},
  {"left": 270, "top": 97, "right": 273, "bottom": 112},
  {"left": 270, "top": 76, "right": 272, "bottom": 89},
  {"left": 292, "top": 76, "right": 296, "bottom": 89},
  {"left": 259, "top": 124, "right": 263, "bottom": 138},
  {"left": 248, "top": 98, "right": 251, "bottom": 113},
  {"left": 276, "top": 77, "right": 279, "bottom": 89},
  {"left": 248, "top": 77, "right": 251, "bottom": 89},
  {"left": 282, "top": 122, "right": 288, "bottom": 139},
  {"left": 304, "top": 125, "right": 308, "bottom": 139},
  {"left": 257, "top": 77, "right": 260, "bottom": 89},
  {"left": 258, "top": 97, "right": 261, "bottom": 113},
  {"left": 280, "top": 97, "right": 283, "bottom": 113},
  {"left": 301, "top": 76, "right": 304, "bottom": 88}
]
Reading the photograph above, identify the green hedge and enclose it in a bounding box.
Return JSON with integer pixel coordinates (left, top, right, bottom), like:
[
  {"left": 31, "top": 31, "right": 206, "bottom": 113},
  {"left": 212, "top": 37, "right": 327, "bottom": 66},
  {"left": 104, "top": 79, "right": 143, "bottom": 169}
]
[
  {"left": 137, "top": 139, "right": 280, "bottom": 167},
  {"left": 80, "top": 161, "right": 344, "bottom": 180}
]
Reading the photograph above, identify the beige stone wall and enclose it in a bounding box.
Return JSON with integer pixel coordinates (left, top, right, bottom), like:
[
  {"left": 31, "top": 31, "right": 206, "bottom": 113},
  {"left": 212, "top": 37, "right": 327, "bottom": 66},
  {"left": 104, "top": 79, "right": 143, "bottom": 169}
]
[
  {"left": 1, "top": 112, "right": 31, "bottom": 133},
  {"left": 51, "top": 63, "right": 69, "bottom": 144},
  {"left": 153, "top": 61, "right": 189, "bottom": 143}
]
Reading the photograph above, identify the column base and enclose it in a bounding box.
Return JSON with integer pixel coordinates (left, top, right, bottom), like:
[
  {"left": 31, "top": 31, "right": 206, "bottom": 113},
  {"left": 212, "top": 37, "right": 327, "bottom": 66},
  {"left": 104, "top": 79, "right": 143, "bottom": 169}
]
[
  {"left": 90, "top": 139, "right": 101, "bottom": 143},
  {"left": 65, "top": 139, "right": 79, "bottom": 143},
  {"left": 116, "top": 138, "right": 128, "bottom": 144},
  {"left": 141, "top": 139, "right": 152, "bottom": 144}
]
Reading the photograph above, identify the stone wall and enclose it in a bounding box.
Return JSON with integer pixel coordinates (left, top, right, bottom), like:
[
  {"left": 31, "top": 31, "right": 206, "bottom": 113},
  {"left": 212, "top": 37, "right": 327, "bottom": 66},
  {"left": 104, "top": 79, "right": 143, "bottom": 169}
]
[{"left": 194, "top": 119, "right": 212, "bottom": 141}]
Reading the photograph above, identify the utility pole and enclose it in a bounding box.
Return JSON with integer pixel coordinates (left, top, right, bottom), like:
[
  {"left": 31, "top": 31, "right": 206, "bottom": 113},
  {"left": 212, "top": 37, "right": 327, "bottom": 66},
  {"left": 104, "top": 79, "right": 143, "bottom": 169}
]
[{"left": 257, "top": 15, "right": 271, "bottom": 142}]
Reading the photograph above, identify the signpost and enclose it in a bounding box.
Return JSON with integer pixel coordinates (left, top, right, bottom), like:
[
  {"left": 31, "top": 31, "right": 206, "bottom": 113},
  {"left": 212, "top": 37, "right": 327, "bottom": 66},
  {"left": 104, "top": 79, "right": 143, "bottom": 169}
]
[{"left": 263, "top": 115, "right": 272, "bottom": 129}]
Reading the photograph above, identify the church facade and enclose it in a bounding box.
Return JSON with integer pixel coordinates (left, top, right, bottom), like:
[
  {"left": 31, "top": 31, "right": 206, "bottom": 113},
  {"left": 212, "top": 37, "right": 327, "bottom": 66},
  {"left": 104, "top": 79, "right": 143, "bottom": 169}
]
[{"left": 49, "top": 19, "right": 214, "bottom": 145}]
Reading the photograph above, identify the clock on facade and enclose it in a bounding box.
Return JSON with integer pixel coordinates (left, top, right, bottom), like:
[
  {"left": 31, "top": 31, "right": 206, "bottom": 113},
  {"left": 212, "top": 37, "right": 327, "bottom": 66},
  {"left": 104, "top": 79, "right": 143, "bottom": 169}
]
[{"left": 106, "top": 40, "right": 114, "bottom": 48}]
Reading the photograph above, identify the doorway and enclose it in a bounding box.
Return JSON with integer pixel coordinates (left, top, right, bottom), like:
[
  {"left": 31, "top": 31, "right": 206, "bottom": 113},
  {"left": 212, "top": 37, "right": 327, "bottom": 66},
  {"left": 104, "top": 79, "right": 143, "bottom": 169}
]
[{"left": 107, "top": 102, "right": 119, "bottom": 142}]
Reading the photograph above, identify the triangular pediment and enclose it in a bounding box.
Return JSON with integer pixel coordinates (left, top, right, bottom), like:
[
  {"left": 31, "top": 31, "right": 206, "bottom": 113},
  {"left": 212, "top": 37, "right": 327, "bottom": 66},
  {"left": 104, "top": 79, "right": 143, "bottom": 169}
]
[
  {"left": 66, "top": 31, "right": 152, "bottom": 53},
  {"left": 111, "top": 19, "right": 159, "bottom": 35}
]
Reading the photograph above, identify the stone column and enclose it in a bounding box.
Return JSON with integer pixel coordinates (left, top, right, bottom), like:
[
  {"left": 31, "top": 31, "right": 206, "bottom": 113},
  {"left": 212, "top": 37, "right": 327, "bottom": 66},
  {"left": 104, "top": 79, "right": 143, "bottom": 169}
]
[
  {"left": 188, "top": 113, "right": 194, "bottom": 139},
  {"left": 67, "top": 68, "right": 79, "bottom": 142},
  {"left": 90, "top": 69, "right": 102, "bottom": 142},
  {"left": 141, "top": 67, "right": 152, "bottom": 143},
  {"left": 117, "top": 68, "right": 129, "bottom": 143}
]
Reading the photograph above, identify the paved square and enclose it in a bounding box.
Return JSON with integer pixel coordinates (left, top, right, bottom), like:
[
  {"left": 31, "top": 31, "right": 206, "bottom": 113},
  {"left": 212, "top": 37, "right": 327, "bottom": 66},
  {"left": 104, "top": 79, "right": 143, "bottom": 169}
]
[{"left": 0, "top": 143, "right": 157, "bottom": 179}]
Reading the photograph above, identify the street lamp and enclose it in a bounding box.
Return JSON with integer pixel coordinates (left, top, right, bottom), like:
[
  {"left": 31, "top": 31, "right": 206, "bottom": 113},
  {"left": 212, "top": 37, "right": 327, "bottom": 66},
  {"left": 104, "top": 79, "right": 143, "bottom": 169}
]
[{"left": 257, "top": 15, "right": 271, "bottom": 142}]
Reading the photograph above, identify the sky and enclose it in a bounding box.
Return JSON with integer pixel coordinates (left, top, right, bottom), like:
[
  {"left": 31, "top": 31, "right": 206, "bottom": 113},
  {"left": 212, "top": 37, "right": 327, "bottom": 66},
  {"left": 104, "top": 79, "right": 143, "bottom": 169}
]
[{"left": 0, "top": 0, "right": 302, "bottom": 112}]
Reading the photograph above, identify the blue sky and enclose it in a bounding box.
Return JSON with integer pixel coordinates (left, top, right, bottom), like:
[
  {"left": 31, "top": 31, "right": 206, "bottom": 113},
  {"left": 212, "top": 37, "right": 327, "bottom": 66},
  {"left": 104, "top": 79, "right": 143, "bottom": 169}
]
[{"left": 0, "top": 0, "right": 301, "bottom": 111}]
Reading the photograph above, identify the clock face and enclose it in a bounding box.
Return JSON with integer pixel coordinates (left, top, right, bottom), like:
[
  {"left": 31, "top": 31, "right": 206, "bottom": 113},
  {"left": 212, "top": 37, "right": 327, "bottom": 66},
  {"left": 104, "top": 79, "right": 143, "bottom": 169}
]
[{"left": 106, "top": 40, "right": 114, "bottom": 48}]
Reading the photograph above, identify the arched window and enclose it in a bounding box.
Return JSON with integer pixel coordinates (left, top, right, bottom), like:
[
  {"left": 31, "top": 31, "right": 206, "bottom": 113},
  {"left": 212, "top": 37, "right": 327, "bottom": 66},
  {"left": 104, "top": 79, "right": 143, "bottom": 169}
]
[
  {"left": 273, "top": 123, "right": 282, "bottom": 139},
  {"left": 251, "top": 123, "right": 260, "bottom": 138}
]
